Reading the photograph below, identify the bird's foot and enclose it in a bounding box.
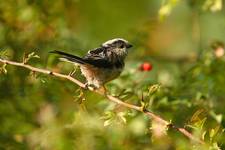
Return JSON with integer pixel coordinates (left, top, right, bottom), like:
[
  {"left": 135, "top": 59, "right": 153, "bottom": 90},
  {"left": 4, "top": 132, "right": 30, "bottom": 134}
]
[
  {"left": 84, "top": 83, "right": 89, "bottom": 90},
  {"left": 84, "top": 83, "right": 98, "bottom": 91},
  {"left": 84, "top": 83, "right": 107, "bottom": 95}
]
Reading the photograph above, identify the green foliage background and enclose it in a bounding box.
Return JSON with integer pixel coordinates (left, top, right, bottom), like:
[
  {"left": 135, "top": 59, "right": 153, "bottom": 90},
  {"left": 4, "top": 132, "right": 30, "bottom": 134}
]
[{"left": 0, "top": 0, "right": 225, "bottom": 149}]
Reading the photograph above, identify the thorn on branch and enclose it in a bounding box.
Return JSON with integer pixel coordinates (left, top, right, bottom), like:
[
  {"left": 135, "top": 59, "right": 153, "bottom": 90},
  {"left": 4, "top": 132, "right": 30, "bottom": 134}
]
[
  {"left": 49, "top": 71, "right": 53, "bottom": 75},
  {"left": 30, "top": 71, "right": 37, "bottom": 78}
]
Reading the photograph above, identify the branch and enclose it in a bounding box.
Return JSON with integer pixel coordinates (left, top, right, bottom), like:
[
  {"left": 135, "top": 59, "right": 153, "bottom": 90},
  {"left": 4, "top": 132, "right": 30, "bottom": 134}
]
[{"left": 0, "top": 58, "right": 204, "bottom": 144}]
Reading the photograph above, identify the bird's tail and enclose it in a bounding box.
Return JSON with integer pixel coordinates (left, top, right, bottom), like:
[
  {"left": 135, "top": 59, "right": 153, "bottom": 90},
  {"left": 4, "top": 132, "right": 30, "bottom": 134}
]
[{"left": 50, "top": 50, "right": 86, "bottom": 64}]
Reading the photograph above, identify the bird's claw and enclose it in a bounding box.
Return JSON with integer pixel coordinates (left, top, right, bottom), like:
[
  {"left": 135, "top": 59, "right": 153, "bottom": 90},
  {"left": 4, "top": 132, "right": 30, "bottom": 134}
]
[
  {"left": 84, "top": 83, "right": 97, "bottom": 91},
  {"left": 84, "top": 83, "right": 107, "bottom": 96}
]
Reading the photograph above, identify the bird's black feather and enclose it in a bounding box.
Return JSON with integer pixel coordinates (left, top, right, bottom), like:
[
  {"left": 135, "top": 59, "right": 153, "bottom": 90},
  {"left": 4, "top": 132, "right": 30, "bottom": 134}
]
[
  {"left": 50, "top": 49, "right": 115, "bottom": 68},
  {"left": 50, "top": 50, "right": 86, "bottom": 64},
  {"left": 84, "top": 47, "right": 117, "bottom": 68}
]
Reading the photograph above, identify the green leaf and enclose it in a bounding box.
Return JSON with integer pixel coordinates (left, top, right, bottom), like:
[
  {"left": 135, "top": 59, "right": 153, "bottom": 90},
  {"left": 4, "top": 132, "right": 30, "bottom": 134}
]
[
  {"left": 0, "top": 49, "right": 9, "bottom": 58},
  {"left": 189, "top": 109, "right": 207, "bottom": 130},
  {"left": 210, "top": 111, "right": 223, "bottom": 123},
  {"left": 101, "top": 111, "right": 116, "bottom": 127},
  {"left": 103, "top": 119, "right": 113, "bottom": 127},
  {"left": 0, "top": 63, "right": 7, "bottom": 74},
  {"left": 158, "top": 0, "right": 180, "bottom": 20},
  {"left": 74, "top": 88, "right": 86, "bottom": 104},
  {"left": 202, "top": 131, "right": 207, "bottom": 140},
  {"left": 148, "top": 84, "right": 161, "bottom": 95},
  {"left": 203, "top": 0, "right": 223, "bottom": 12},
  {"left": 209, "top": 126, "right": 220, "bottom": 142},
  {"left": 100, "top": 111, "right": 115, "bottom": 120},
  {"left": 210, "top": 142, "right": 221, "bottom": 150},
  {"left": 23, "top": 52, "right": 40, "bottom": 63},
  {"left": 117, "top": 112, "right": 127, "bottom": 124}
]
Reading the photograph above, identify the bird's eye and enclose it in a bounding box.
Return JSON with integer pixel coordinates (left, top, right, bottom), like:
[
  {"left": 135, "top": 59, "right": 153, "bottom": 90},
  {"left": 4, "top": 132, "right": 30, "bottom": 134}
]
[{"left": 119, "top": 45, "right": 124, "bottom": 48}]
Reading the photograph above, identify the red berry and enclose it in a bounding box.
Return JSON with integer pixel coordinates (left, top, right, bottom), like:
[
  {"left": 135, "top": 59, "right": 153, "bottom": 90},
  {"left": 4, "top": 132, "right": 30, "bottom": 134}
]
[{"left": 140, "top": 62, "right": 153, "bottom": 71}]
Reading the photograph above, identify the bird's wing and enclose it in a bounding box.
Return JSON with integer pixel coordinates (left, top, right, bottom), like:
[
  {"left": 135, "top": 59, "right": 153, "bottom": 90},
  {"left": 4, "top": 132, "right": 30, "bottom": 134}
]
[
  {"left": 83, "top": 47, "right": 114, "bottom": 68},
  {"left": 85, "top": 47, "right": 106, "bottom": 58}
]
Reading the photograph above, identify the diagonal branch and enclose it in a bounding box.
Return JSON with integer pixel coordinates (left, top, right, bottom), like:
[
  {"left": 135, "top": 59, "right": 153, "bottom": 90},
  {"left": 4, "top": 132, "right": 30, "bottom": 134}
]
[{"left": 0, "top": 58, "right": 204, "bottom": 144}]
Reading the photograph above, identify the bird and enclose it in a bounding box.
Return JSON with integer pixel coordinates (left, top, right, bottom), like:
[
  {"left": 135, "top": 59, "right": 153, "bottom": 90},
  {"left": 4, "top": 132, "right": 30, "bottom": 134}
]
[{"left": 50, "top": 38, "right": 132, "bottom": 91}]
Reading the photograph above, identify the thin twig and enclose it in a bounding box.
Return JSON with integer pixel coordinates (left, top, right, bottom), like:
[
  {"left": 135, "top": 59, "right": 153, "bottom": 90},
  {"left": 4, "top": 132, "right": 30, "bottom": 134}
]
[{"left": 0, "top": 58, "right": 204, "bottom": 144}]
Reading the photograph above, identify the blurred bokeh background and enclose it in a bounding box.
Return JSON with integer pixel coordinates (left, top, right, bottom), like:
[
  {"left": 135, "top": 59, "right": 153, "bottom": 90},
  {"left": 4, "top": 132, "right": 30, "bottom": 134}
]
[{"left": 0, "top": 0, "right": 225, "bottom": 149}]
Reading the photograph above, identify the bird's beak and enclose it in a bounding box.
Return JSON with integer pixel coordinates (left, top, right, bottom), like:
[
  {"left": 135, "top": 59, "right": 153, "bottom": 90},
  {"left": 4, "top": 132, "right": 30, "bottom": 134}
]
[{"left": 126, "top": 43, "right": 133, "bottom": 48}]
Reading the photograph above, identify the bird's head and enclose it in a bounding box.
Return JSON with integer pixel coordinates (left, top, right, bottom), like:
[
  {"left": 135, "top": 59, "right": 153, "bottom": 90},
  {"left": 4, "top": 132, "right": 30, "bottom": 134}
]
[{"left": 102, "top": 38, "right": 132, "bottom": 59}]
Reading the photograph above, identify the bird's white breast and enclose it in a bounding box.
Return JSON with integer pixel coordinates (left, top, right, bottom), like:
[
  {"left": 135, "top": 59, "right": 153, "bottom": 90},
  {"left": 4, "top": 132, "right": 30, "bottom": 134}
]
[{"left": 80, "top": 65, "right": 122, "bottom": 88}]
